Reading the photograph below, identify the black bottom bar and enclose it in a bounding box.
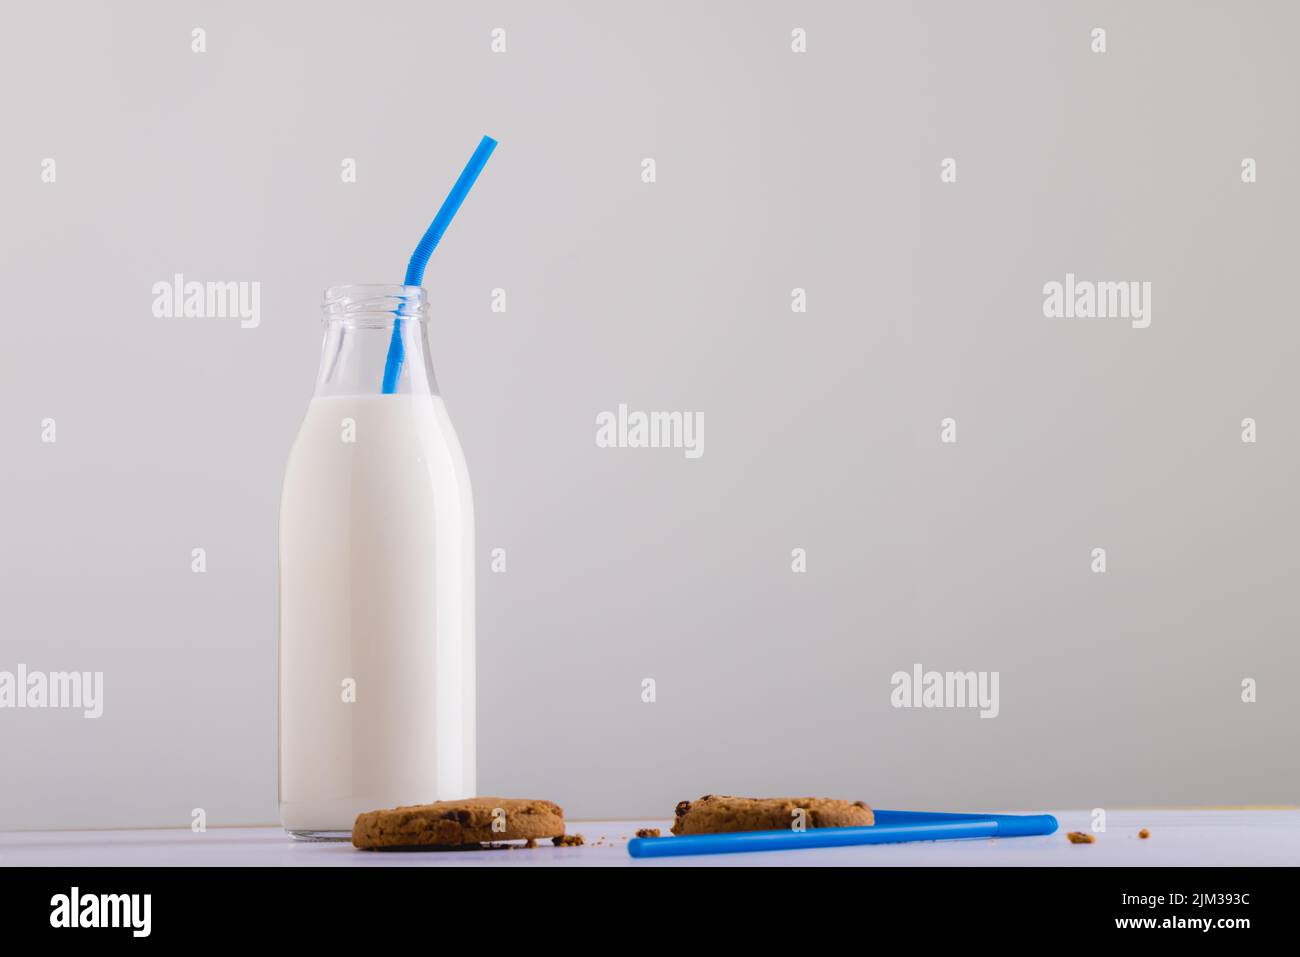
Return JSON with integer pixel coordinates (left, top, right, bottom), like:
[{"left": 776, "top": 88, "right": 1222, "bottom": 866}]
[{"left": 0, "top": 865, "right": 1282, "bottom": 942}]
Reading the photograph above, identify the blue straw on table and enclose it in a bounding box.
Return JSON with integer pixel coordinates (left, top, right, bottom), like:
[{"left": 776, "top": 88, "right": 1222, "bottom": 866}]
[
  {"left": 381, "top": 135, "right": 498, "bottom": 394},
  {"left": 626, "top": 810, "right": 1058, "bottom": 859}
]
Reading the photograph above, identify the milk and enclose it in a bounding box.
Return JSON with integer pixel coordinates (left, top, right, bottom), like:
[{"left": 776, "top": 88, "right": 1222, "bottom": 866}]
[{"left": 279, "top": 393, "right": 475, "bottom": 837}]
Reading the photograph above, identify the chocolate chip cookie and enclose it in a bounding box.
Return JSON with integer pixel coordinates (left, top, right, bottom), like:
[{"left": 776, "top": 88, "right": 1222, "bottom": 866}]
[
  {"left": 671, "top": 795, "right": 873, "bottom": 835},
  {"left": 353, "top": 797, "right": 565, "bottom": 849}
]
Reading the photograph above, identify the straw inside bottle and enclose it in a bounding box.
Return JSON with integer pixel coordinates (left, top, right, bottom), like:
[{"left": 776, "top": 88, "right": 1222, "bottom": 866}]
[{"left": 381, "top": 135, "right": 498, "bottom": 394}]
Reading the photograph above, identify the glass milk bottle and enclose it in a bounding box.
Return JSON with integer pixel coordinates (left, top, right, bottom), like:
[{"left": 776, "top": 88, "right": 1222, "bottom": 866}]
[{"left": 279, "top": 284, "right": 475, "bottom": 839}]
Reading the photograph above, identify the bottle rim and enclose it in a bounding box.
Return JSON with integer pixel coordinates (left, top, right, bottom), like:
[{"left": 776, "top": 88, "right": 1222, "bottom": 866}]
[{"left": 320, "top": 284, "right": 426, "bottom": 325}]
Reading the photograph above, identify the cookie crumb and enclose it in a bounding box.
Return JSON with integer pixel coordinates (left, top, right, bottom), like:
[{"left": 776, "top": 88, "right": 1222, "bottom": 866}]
[
  {"left": 1067, "top": 831, "right": 1096, "bottom": 844},
  {"left": 524, "top": 838, "right": 537, "bottom": 849},
  {"left": 552, "top": 833, "right": 584, "bottom": 847},
  {"left": 1138, "top": 828, "right": 1150, "bottom": 839},
  {"left": 635, "top": 828, "right": 661, "bottom": 839}
]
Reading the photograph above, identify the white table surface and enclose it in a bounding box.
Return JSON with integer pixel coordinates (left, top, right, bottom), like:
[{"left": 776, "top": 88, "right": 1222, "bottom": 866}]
[{"left": 3, "top": 810, "right": 1297, "bottom": 867}]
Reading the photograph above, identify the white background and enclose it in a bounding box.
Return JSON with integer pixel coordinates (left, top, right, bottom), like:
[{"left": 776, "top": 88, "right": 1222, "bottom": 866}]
[{"left": 1, "top": 1, "right": 1296, "bottom": 828}]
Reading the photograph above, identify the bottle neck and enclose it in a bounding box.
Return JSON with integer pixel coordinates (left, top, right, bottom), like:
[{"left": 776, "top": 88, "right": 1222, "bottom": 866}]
[{"left": 314, "top": 285, "right": 439, "bottom": 397}]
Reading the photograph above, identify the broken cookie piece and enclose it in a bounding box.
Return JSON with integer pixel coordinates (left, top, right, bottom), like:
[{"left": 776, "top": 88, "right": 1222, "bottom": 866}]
[
  {"left": 552, "top": 833, "right": 585, "bottom": 847},
  {"left": 634, "top": 828, "right": 661, "bottom": 838},
  {"left": 1066, "top": 831, "right": 1096, "bottom": 844},
  {"left": 671, "top": 795, "right": 873, "bottom": 835}
]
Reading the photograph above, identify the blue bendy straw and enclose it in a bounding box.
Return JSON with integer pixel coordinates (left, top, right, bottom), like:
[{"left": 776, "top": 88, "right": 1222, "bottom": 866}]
[
  {"left": 381, "top": 135, "right": 498, "bottom": 394},
  {"left": 626, "top": 810, "right": 1058, "bottom": 859}
]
